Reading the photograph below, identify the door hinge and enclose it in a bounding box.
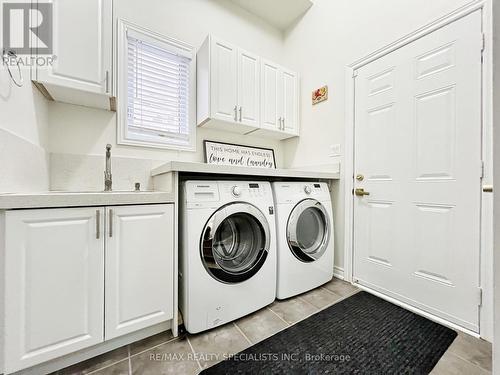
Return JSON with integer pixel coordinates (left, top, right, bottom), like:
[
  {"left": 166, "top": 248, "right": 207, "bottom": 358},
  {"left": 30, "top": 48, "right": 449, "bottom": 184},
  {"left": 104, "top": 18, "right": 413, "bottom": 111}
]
[
  {"left": 480, "top": 160, "right": 485, "bottom": 179},
  {"left": 352, "top": 70, "right": 358, "bottom": 78},
  {"left": 481, "top": 33, "right": 486, "bottom": 53},
  {"left": 477, "top": 287, "right": 483, "bottom": 306}
]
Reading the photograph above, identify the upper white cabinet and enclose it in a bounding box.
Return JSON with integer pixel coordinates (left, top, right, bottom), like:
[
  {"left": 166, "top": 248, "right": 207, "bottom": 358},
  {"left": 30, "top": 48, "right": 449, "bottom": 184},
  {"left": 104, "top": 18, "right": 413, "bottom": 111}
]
[
  {"left": 238, "top": 48, "right": 260, "bottom": 127},
  {"left": 260, "top": 60, "right": 280, "bottom": 131},
  {"left": 198, "top": 36, "right": 261, "bottom": 134},
  {"left": 281, "top": 68, "right": 299, "bottom": 135},
  {"left": 33, "top": 0, "right": 113, "bottom": 110},
  {"left": 258, "top": 60, "right": 299, "bottom": 139},
  {"left": 208, "top": 37, "right": 238, "bottom": 124},
  {"left": 3, "top": 208, "right": 105, "bottom": 373},
  {"left": 197, "top": 35, "right": 299, "bottom": 139}
]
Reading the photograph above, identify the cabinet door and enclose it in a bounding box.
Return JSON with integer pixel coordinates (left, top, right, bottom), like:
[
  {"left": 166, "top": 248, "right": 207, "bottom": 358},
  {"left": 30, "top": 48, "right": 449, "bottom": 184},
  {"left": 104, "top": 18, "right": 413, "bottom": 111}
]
[
  {"left": 105, "top": 204, "right": 174, "bottom": 340},
  {"left": 210, "top": 37, "right": 238, "bottom": 123},
  {"left": 260, "top": 60, "right": 281, "bottom": 131},
  {"left": 237, "top": 49, "right": 260, "bottom": 127},
  {"left": 36, "top": 0, "right": 112, "bottom": 95},
  {"left": 282, "top": 69, "right": 299, "bottom": 135},
  {"left": 4, "top": 208, "right": 104, "bottom": 373}
]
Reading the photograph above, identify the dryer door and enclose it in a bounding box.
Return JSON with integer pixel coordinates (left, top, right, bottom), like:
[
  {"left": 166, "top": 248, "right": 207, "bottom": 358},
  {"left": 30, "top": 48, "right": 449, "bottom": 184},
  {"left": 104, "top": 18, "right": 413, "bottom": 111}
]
[
  {"left": 201, "top": 203, "right": 270, "bottom": 283},
  {"left": 287, "top": 199, "right": 330, "bottom": 263}
]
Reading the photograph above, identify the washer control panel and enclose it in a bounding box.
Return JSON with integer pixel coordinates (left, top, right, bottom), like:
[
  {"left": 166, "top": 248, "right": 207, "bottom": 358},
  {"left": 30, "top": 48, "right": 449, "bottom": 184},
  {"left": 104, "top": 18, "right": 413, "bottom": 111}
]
[
  {"left": 185, "top": 181, "right": 273, "bottom": 208},
  {"left": 231, "top": 185, "right": 242, "bottom": 197},
  {"left": 221, "top": 182, "right": 271, "bottom": 200}
]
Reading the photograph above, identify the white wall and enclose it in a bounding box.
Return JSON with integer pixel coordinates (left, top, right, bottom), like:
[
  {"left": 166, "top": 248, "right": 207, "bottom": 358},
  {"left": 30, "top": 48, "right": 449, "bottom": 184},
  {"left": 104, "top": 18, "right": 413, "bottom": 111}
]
[
  {"left": 492, "top": 0, "right": 499, "bottom": 369},
  {"left": 281, "top": 0, "right": 479, "bottom": 273},
  {"left": 0, "top": 81, "right": 49, "bottom": 194},
  {"left": 0, "top": 0, "right": 50, "bottom": 194},
  {"left": 48, "top": 0, "right": 288, "bottom": 191}
]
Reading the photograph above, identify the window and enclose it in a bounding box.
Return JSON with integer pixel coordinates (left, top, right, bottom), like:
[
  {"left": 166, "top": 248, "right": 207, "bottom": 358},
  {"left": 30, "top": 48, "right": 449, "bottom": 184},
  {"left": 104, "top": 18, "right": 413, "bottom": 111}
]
[{"left": 117, "top": 20, "right": 195, "bottom": 150}]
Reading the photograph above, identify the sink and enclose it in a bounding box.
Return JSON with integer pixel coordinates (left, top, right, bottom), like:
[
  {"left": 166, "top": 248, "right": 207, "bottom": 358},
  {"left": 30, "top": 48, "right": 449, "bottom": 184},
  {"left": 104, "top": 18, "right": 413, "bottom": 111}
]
[
  {"left": 47, "top": 190, "right": 154, "bottom": 194},
  {"left": 0, "top": 190, "right": 155, "bottom": 196}
]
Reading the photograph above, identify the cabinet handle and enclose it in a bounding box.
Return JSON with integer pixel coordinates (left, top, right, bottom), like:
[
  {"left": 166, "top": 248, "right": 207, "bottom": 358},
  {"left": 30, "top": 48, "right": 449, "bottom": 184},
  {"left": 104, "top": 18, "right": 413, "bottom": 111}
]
[
  {"left": 105, "top": 71, "right": 109, "bottom": 93},
  {"left": 234, "top": 105, "right": 237, "bottom": 122},
  {"left": 282, "top": 117, "right": 285, "bottom": 130},
  {"left": 96, "top": 210, "right": 100, "bottom": 239},
  {"left": 109, "top": 209, "right": 113, "bottom": 237},
  {"left": 278, "top": 117, "right": 282, "bottom": 129},
  {"left": 239, "top": 106, "right": 242, "bottom": 122}
]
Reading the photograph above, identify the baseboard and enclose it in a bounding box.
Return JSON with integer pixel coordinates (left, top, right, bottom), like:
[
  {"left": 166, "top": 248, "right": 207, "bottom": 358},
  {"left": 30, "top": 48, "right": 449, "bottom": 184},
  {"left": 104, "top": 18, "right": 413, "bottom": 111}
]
[
  {"left": 12, "top": 321, "right": 172, "bottom": 375},
  {"left": 333, "top": 266, "right": 344, "bottom": 280}
]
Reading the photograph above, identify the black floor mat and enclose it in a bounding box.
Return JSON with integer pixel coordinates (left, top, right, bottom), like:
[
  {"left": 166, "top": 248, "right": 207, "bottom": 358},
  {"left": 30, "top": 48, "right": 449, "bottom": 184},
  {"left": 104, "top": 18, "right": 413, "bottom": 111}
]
[{"left": 202, "top": 291, "right": 457, "bottom": 374}]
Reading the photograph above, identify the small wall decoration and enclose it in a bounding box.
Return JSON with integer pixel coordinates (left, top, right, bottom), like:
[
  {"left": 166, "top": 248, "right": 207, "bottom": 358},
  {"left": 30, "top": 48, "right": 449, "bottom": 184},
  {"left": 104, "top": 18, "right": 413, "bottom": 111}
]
[
  {"left": 312, "top": 85, "right": 328, "bottom": 105},
  {"left": 204, "top": 141, "right": 276, "bottom": 169}
]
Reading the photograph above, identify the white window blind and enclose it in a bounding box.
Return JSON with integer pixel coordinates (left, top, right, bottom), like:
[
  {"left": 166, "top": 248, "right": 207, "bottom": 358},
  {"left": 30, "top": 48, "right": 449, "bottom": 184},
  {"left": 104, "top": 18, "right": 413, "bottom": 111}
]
[{"left": 126, "top": 30, "right": 191, "bottom": 146}]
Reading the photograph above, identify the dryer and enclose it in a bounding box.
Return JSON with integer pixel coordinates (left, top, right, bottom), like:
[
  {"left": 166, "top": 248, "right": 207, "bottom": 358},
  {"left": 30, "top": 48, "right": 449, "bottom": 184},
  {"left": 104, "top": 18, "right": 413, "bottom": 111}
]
[
  {"left": 272, "top": 182, "right": 334, "bottom": 299},
  {"left": 180, "top": 181, "right": 276, "bottom": 333}
]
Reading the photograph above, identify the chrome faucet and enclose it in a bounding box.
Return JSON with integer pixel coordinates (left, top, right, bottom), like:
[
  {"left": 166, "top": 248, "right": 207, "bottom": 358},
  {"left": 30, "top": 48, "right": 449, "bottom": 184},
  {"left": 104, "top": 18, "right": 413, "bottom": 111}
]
[{"left": 104, "top": 144, "right": 112, "bottom": 191}]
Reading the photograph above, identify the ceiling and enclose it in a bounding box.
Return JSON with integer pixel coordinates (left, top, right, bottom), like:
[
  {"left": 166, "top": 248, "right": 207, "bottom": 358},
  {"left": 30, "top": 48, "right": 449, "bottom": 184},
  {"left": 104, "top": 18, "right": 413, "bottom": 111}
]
[{"left": 228, "top": 0, "right": 313, "bottom": 31}]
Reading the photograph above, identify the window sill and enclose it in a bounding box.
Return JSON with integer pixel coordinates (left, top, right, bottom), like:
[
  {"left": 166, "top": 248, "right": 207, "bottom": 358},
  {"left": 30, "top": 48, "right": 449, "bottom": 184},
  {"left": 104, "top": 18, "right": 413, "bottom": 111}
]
[{"left": 117, "top": 136, "right": 196, "bottom": 152}]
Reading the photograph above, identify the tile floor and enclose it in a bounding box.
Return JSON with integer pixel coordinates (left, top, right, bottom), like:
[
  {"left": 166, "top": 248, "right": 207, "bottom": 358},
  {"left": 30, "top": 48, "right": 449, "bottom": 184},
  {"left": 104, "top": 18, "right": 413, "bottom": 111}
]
[{"left": 55, "top": 278, "right": 491, "bottom": 375}]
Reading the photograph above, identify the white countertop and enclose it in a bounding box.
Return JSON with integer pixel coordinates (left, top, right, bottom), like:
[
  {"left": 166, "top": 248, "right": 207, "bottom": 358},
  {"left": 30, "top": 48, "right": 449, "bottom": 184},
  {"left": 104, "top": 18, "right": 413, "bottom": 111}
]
[
  {"left": 0, "top": 191, "right": 175, "bottom": 210},
  {"left": 151, "top": 161, "right": 341, "bottom": 180}
]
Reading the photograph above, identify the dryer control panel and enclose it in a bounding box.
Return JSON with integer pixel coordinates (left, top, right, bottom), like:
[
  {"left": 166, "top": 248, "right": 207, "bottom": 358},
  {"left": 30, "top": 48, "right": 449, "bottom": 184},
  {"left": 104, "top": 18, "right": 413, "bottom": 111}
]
[{"left": 272, "top": 182, "right": 331, "bottom": 204}]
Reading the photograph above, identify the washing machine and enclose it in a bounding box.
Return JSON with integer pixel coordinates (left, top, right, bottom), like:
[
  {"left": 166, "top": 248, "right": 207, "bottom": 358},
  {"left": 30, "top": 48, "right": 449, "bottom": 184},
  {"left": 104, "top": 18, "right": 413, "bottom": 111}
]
[
  {"left": 272, "top": 182, "right": 334, "bottom": 299},
  {"left": 179, "top": 180, "right": 276, "bottom": 333}
]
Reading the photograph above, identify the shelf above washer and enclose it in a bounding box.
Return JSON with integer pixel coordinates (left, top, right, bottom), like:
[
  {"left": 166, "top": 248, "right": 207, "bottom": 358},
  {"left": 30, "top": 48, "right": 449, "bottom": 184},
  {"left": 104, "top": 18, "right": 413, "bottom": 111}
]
[{"left": 151, "top": 161, "right": 340, "bottom": 180}]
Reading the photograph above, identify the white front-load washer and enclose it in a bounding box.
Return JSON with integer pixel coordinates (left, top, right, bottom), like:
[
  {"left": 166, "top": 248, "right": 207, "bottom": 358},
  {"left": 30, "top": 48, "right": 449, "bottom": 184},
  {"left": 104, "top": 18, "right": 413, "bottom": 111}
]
[
  {"left": 179, "top": 180, "right": 276, "bottom": 333},
  {"left": 272, "top": 182, "right": 334, "bottom": 299}
]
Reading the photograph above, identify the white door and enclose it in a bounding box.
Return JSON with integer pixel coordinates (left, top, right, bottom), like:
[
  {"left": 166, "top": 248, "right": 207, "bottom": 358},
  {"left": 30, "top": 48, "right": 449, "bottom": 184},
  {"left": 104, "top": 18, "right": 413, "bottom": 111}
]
[
  {"left": 353, "top": 11, "right": 482, "bottom": 331},
  {"left": 4, "top": 208, "right": 104, "bottom": 373},
  {"left": 282, "top": 69, "right": 299, "bottom": 135},
  {"left": 260, "top": 60, "right": 281, "bottom": 131},
  {"left": 36, "top": 0, "right": 112, "bottom": 95},
  {"left": 237, "top": 49, "right": 260, "bottom": 127},
  {"left": 105, "top": 204, "right": 174, "bottom": 340},
  {"left": 210, "top": 37, "right": 238, "bottom": 123}
]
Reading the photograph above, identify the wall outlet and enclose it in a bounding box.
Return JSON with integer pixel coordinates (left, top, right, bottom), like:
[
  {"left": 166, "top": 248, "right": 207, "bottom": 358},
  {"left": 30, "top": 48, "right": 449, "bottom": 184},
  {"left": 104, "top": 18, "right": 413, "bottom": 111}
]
[{"left": 329, "top": 144, "right": 341, "bottom": 157}]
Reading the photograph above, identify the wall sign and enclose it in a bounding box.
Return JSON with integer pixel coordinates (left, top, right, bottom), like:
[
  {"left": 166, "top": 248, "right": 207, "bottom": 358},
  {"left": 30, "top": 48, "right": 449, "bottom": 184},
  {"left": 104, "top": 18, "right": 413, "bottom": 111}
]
[
  {"left": 312, "top": 85, "right": 328, "bottom": 105},
  {"left": 203, "top": 141, "right": 276, "bottom": 169}
]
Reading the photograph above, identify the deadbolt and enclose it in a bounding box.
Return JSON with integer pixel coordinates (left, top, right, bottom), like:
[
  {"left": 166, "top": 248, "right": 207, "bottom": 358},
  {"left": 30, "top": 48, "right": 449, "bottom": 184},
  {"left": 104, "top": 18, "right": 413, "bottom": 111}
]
[
  {"left": 354, "top": 188, "right": 370, "bottom": 197},
  {"left": 356, "top": 174, "right": 364, "bottom": 181},
  {"left": 483, "top": 185, "right": 493, "bottom": 193}
]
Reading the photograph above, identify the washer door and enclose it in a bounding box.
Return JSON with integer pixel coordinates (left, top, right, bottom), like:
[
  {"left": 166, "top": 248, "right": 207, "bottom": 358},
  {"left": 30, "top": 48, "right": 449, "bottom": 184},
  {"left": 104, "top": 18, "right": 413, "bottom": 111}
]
[
  {"left": 201, "top": 203, "right": 270, "bottom": 283},
  {"left": 287, "top": 199, "right": 330, "bottom": 263}
]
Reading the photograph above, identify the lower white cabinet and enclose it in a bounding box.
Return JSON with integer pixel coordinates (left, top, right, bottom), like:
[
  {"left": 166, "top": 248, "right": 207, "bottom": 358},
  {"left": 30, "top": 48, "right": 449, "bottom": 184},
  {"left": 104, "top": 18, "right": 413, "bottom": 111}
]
[
  {"left": 2, "top": 204, "right": 174, "bottom": 374},
  {"left": 105, "top": 205, "right": 174, "bottom": 339},
  {"left": 3, "top": 207, "right": 105, "bottom": 373}
]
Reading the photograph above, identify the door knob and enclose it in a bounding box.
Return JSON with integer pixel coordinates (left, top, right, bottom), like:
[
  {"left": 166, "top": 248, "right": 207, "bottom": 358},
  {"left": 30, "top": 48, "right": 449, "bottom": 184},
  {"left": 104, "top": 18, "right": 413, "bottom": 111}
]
[{"left": 354, "top": 188, "right": 370, "bottom": 197}]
